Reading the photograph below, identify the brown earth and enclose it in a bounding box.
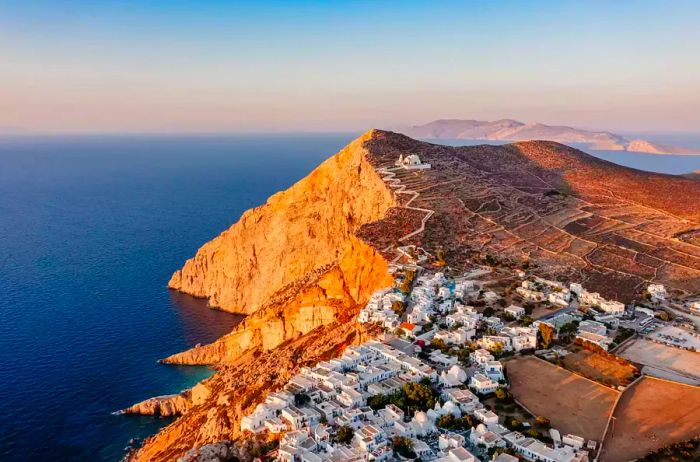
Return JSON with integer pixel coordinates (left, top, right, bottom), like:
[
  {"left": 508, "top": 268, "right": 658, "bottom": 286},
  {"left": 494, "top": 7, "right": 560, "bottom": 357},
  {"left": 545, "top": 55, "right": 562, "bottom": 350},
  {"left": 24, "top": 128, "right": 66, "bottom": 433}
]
[
  {"left": 601, "top": 377, "right": 700, "bottom": 461},
  {"left": 361, "top": 131, "right": 700, "bottom": 302},
  {"left": 506, "top": 356, "right": 618, "bottom": 441},
  {"left": 561, "top": 348, "right": 637, "bottom": 387},
  {"left": 129, "top": 130, "right": 700, "bottom": 460},
  {"left": 616, "top": 338, "right": 700, "bottom": 385}
]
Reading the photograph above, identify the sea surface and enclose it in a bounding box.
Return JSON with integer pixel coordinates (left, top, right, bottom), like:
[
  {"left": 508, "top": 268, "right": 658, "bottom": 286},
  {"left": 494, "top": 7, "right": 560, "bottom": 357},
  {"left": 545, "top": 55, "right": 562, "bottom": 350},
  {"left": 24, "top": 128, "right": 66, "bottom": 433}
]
[
  {"left": 1, "top": 132, "right": 698, "bottom": 462},
  {"left": 0, "top": 134, "right": 353, "bottom": 461}
]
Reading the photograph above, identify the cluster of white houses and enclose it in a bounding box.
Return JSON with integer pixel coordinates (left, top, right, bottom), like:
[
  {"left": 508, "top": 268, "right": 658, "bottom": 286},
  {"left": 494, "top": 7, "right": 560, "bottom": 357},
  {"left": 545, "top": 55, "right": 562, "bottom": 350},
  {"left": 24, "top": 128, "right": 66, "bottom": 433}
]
[
  {"left": 241, "top": 269, "right": 610, "bottom": 462},
  {"left": 241, "top": 337, "right": 590, "bottom": 462}
]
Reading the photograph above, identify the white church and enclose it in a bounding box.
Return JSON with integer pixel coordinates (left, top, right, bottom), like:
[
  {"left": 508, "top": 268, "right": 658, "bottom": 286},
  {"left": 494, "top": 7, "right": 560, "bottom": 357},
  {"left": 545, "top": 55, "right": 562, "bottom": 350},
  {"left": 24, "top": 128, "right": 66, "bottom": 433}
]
[{"left": 396, "top": 154, "right": 431, "bottom": 170}]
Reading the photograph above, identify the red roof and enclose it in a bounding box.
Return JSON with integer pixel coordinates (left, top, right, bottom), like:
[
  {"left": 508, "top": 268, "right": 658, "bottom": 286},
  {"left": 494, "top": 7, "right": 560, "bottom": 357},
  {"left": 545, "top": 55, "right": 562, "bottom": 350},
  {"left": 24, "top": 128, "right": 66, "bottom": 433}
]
[{"left": 400, "top": 322, "right": 416, "bottom": 331}]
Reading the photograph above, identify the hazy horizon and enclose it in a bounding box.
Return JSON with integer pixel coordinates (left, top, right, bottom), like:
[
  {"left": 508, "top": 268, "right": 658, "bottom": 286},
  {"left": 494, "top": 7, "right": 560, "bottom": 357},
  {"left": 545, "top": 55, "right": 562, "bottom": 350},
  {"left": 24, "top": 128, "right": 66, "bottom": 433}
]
[{"left": 2, "top": 0, "right": 699, "bottom": 134}]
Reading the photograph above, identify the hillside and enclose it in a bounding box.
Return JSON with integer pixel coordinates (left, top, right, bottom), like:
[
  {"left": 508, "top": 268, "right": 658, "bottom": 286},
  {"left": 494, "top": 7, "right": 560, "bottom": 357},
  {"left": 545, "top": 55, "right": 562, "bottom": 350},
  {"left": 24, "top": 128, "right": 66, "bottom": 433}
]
[
  {"left": 362, "top": 131, "right": 700, "bottom": 301},
  {"left": 400, "top": 119, "right": 700, "bottom": 154},
  {"left": 128, "top": 130, "right": 700, "bottom": 461}
]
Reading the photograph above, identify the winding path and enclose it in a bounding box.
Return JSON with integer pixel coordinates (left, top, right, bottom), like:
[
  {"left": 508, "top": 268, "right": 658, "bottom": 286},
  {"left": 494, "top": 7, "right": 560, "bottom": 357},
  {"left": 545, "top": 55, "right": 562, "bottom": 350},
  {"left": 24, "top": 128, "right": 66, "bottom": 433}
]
[{"left": 377, "top": 166, "right": 436, "bottom": 261}]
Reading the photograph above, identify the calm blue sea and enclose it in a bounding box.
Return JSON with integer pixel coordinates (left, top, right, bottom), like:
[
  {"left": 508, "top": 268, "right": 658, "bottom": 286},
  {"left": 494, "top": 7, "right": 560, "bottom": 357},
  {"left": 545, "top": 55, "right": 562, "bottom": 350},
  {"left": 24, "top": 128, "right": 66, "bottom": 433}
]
[{"left": 0, "top": 134, "right": 354, "bottom": 461}]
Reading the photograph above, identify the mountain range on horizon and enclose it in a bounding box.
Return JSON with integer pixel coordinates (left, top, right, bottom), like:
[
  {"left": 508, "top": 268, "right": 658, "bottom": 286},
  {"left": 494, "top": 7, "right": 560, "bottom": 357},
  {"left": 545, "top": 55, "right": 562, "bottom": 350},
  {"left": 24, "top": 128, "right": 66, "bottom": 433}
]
[{"left": 398, "top": 119, "right": 700, "bottom": 155}]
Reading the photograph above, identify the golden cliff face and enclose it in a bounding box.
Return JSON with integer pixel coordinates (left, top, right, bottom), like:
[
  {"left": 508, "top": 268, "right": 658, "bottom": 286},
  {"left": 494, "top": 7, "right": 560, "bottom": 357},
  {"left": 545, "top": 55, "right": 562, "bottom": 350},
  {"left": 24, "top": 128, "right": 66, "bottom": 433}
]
[
  {"left": 163, "top": 236, "right": 392, "bottom": 365},
  {"left": 168, "top": 129, "right": 396, "bottom": 315},
  {"left": 127, "top": 130, "right": 398, "bottom": 462}
]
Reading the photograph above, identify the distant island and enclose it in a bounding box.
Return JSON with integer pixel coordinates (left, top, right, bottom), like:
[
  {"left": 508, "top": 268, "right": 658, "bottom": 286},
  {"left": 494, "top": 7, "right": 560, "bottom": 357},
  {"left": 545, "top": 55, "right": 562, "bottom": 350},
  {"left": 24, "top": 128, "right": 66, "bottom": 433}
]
[{"left": 398, "top": 119, "right": 700, "bottom": 155}]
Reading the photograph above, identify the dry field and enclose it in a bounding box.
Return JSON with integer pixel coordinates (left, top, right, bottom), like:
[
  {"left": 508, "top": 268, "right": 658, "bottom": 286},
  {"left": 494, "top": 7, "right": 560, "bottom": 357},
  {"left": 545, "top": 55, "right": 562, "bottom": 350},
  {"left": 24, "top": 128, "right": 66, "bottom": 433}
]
[
  {"left": 601, "top": 377, "right": 700, "bottom": 461},
  {"left": 616, "top": 338, "right": 700, "bottom": 385},
  {"left": 506, "top": 356, "right": 618, "bottom": 441},
  {"left": 562, "top": 348, "right": 637, "bottom": 387}
]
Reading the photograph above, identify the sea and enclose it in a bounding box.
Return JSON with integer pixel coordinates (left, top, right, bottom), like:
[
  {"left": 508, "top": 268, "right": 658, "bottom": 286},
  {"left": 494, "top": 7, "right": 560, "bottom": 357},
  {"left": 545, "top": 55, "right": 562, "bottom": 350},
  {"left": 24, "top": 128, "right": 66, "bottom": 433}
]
[
  {"left": 0, "top": 134, "right": 351, "bottom": 461},
  {"left": 0, "top": 132, "right": 699, "bottom": 462}
]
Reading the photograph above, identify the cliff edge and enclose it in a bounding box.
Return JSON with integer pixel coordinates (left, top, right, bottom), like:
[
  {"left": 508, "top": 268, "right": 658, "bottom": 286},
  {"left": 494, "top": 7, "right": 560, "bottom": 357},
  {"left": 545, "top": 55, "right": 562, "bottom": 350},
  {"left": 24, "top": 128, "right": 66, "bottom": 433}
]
[
  {"left": 168, "top": 129, "right": 396, "bottom": 315},
  {"left": 127, "top": 130, "right": 399, "bottom": 462}
]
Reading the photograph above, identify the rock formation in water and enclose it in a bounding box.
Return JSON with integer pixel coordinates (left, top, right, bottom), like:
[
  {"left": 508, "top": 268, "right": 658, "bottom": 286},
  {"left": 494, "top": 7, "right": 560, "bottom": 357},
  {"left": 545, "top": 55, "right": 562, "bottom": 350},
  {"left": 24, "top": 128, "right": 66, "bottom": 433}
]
[{"left": 626, "top": 139, "right": 700, "bottom": 155}]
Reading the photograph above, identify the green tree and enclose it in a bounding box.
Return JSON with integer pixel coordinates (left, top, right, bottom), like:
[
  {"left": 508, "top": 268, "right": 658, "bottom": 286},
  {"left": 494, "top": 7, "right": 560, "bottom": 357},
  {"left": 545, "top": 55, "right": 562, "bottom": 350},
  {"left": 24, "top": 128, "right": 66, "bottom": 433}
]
[
  {"left": 431, "top": 338, "right": 448, "bottom": 351},
  {"left": 391, "top": 300, "right": 405, "bottom": 316},
  {"left": 535, "top": 416, "right": 551, "bottom": 428},
  {"left": 437, "top": 413, "right": 456, "bottom": 428},
  {"left": 367, "top": 394, "right": 389, "bottom": 410},
  {"left": 402, "top": 382, "right": 437, "bottom": 411},
  {"left": 538, "top": 323, "right": 555, "bottom": 349},
  {"left": 392, "top": 437, "right": 415, "bottom": 458},
  {"left": 294, "top": 392, "right": 310, "bottom": 406},
  {"left": 436, "top": 248, "right": 447, "bottom": 267},
  {"left": 336, "top": 425, "right": 354, "bottom": 444},
  {"left": 495, "top": 387, "right": 508, "bottom": 400}
]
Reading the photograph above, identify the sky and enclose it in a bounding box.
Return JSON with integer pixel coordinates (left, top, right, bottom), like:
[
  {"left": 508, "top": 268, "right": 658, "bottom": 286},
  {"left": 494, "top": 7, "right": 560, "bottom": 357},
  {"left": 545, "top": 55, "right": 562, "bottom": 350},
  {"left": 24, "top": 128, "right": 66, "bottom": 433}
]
[{"left": 1, "top": 0, "right": 699, "bottom": 134}]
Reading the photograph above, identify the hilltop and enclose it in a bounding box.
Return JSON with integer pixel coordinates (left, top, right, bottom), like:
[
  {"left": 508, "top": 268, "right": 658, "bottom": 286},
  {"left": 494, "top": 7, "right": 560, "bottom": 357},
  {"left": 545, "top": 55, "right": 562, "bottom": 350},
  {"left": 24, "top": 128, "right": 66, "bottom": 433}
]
[
  {"left": 126, "top": 130, "right": 700, "bottom": 461},
  {"left": 400, "top": 119, "right": 700, "bottom": 154}
]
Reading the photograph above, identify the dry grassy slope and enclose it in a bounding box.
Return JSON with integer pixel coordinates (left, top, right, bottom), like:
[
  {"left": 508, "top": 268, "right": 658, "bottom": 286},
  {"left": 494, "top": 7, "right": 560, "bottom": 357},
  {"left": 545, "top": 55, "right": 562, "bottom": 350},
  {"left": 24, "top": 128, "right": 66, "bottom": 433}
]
[
  {"left": 361, "top": 131, "right": 700, "bottom": 301},
  {"left": 508, "top": 140, "right": 700, "bottom": 222}
]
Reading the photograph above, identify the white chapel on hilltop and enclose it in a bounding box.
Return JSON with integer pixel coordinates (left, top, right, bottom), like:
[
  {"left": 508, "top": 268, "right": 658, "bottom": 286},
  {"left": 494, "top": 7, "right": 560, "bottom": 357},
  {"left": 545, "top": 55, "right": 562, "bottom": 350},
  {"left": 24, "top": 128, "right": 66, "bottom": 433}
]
[{"left": 396, "top": 154, "right": 432, "bottom": 170}]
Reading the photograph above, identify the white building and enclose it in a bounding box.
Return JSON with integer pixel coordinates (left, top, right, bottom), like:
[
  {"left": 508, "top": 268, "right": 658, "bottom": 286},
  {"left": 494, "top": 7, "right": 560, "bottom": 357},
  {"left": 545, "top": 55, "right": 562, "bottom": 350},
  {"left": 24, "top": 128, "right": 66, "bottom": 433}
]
[
  {"left": 470, "top": 423, "right": 505, "bottom": 449},
  {"left": 397, "top": 154, "right": 431, "bottom": 170},
  {"left": 504, "top": 431, "right": 589, "bottom": 462},
  {"left": 483, "top": 360, "right": 505, "bottom": 382},
  {"left": 440, "top": 365, "right": 468, "bottom": 387},
  {"left": 434, "top": 447, "right": 477, "bottom": 462},
  {"left": 470, "top": 348, "right": 494, "bottom": 366},
  {"left": 474, "top": 408, "right": 499, "bottom": 426},
  {"left": 504, "top": 305, "right": 525, "bottom": 319},
  {"left": 470, "top": 373, "right": 499, "bottom": 395},
  {"left": 442, "top": 388, "right": 481, "bottom": 414},
  {"left": 647, "top": 284, "right": 667, "bottom": 302}
]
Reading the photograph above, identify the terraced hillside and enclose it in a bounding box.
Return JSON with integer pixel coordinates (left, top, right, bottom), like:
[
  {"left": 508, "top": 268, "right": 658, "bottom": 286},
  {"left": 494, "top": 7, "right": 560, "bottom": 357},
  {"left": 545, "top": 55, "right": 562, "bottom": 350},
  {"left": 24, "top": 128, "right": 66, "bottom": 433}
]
[{"left": 361, "top": 131, "right": 700, "bottom": 302}]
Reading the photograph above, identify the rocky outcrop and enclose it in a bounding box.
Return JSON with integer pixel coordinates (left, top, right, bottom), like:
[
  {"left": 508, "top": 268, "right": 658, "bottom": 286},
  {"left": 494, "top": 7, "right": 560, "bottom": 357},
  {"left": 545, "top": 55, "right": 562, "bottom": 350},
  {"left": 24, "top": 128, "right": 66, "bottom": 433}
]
[
  {"left": 119, "top": 382, "right": 212, "bottom": 417},
  {"left": 168, "top": 129, "right": 396, "bottom": 315},
  {"left": 162, "top": 236, "right": 392, "bottom": 365},
  {"left": 127, "top": 130, "right": 400, "bottom": 462},
  {"left": 627, "top": 139, "right": 700, "bottom": 155},
  {"left": 131, "top": 323, "right": 381, "bottom": 462}
]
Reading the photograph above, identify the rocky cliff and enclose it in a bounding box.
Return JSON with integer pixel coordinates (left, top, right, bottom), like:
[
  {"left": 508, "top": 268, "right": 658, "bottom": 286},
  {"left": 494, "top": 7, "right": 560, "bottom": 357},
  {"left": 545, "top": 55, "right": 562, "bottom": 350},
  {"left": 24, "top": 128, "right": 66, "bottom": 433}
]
[
  {"left": 126, "top": 130, "right": 398, "bottom": 462},
  {"left": 168, "top": 130, "right": 396, "bottom": 315}
]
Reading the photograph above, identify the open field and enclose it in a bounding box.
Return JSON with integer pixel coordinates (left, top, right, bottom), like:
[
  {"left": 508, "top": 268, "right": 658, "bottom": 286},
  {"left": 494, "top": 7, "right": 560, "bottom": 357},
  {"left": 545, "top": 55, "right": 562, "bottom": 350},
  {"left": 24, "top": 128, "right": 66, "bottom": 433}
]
[
  {"left": 562, "top": 348, "right": 638, "bottom": 387},
  {"left": 506, "top": 356, "right": 618, "bottom": 441},
  {"left": 601, "top": 377, "right": 700, "bottom": 461},
  {"left": 617, "top": 338, "right": 700, "bottom": 385}
]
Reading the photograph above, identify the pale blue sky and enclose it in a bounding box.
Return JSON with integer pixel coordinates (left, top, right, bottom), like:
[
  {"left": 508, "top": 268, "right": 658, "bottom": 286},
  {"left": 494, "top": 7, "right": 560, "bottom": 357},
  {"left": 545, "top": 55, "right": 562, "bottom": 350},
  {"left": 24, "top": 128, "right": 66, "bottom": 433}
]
[{"left": 1, "top": 0, "right": 698, "bottom": 133}]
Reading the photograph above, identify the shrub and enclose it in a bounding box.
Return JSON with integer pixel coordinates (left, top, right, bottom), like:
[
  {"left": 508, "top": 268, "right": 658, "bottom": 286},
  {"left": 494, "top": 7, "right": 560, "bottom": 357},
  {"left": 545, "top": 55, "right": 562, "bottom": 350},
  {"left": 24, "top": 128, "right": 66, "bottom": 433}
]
[{"left": 336, "top": 425, "right": 354, "bottom": 444}]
